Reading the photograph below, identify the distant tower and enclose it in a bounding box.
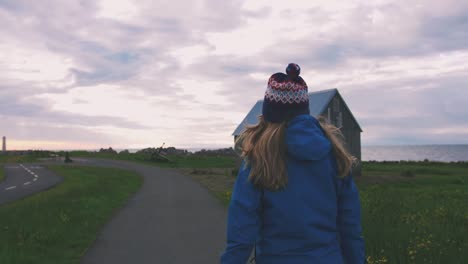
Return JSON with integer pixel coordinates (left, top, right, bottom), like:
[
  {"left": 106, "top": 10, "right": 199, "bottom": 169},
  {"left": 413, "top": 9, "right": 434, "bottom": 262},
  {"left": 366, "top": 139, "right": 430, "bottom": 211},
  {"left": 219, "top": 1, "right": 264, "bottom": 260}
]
[{"left": 2, "top": 136, "right": 6, "bottom": 153}]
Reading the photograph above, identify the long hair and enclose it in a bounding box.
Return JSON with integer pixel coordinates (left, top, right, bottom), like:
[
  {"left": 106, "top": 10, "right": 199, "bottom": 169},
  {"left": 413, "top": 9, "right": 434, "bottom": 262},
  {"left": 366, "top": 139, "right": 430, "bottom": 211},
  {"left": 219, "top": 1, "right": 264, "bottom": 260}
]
[
  {"left": 235, "top": 115, "right": 357, "bottom": 191},
  {"left": 316, "top": 115, "right": 358, "bottom": 178}
]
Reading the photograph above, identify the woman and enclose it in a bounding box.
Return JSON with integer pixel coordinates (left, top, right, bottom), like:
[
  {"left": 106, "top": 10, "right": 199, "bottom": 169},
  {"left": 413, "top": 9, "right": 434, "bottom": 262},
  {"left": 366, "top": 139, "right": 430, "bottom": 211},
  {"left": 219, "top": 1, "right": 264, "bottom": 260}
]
[{"left": 220, "top": 63, "right": 365, "bottom": 263}]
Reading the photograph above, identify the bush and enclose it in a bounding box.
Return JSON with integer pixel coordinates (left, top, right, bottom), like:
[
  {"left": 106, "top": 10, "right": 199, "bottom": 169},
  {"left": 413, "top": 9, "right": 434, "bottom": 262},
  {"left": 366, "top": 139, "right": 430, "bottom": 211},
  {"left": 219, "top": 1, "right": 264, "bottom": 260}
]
[
  {"left": 401, "top": 170, "right": 415, "bottom": 177},
  {"left": 451, "top": 178, "right": 464, "bottom": 185},
  {"left": 191, "top": 168, "right": 215, "bottom": 175}
]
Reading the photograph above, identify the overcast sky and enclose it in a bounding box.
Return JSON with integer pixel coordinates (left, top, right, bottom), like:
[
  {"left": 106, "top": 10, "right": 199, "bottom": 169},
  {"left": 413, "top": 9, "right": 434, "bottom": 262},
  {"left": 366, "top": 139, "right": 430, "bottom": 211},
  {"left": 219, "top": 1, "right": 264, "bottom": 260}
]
[{"left": 1, "top": 0, "right": 467, "bottom": 150}]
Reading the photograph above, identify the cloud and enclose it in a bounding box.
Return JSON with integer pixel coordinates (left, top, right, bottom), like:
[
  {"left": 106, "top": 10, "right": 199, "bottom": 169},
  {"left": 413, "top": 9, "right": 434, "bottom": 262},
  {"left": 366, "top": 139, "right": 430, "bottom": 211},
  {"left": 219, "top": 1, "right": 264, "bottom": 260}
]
[
  {"left": 1, "top": 0, "right": 468, "bottom": 149},
  {"left": 421, "top": 14, "right": 468, "bottom": 52},
  {"left": 339, "top": 72, "right": 468, "bottom": 145},
  {"left": 0, "top": 92, "right": 152, "bottom": 129}
]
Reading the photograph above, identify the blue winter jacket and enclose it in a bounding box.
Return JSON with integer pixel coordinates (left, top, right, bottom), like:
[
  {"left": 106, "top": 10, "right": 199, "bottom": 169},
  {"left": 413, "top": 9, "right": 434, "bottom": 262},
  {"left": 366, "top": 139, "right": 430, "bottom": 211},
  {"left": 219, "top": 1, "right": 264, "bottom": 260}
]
[{"left": 220, "top": 114, "right": 365, "bottom": 264}]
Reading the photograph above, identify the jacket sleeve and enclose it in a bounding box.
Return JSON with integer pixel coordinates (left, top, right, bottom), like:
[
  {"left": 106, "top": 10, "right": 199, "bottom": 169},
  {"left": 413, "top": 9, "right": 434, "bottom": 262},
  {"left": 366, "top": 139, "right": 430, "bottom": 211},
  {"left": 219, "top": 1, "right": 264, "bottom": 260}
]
[
  {"left": 337, "top": 172, "right": 365, "bottom": 264},
  {"left": 220, "top": 161, "right": 262, "bottom": 264}
]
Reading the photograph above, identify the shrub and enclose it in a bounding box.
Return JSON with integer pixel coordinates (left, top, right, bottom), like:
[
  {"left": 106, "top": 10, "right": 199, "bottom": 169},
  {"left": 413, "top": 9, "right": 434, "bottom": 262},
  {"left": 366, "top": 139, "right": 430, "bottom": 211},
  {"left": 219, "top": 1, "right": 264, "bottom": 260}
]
[{"left": 401, "top": 170, "right": 415, "bottom": 177}]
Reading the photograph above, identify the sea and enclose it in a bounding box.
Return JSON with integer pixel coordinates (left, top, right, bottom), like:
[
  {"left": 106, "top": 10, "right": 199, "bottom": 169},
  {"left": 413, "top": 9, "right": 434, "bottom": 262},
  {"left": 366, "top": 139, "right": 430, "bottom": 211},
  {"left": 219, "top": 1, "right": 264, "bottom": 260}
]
[{"left": 361, "top": 145, "right": 468, "bottom": 162}]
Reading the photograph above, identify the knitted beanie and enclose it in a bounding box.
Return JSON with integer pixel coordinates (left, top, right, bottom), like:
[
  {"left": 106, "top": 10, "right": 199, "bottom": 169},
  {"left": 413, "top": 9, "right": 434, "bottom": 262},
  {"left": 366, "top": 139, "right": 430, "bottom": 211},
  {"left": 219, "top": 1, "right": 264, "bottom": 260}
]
[{"left": 262, "top": 63, "right": 310, "bottom": 123}]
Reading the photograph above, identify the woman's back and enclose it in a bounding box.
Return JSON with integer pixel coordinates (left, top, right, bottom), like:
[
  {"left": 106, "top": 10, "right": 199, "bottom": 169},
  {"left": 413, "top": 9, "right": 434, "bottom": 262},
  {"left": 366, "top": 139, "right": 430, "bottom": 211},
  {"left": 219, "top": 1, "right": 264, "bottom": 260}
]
[
  {"left": 220, "top": 64, "right": 364, "bottom": 264},
  {"left": 259, "top": 115, "right": 340, "bottom": 261},
  {"left": 258, "top": 115, "right": 363, "bottom": 263}
]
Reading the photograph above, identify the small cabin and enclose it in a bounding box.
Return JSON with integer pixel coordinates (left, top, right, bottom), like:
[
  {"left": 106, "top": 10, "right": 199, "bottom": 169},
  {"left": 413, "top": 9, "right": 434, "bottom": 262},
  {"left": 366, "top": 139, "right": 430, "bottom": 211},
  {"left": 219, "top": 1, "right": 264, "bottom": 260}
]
[{"left": 232, "top": 88, "right": 363, "bottom": 177}]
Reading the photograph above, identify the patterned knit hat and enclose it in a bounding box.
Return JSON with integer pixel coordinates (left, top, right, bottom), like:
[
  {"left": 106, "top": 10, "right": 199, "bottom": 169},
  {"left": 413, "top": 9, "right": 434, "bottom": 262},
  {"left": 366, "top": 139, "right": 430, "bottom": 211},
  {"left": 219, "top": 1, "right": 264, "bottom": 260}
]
[{"left": 262, "top": 63, "right": 310, "bottom": 123}]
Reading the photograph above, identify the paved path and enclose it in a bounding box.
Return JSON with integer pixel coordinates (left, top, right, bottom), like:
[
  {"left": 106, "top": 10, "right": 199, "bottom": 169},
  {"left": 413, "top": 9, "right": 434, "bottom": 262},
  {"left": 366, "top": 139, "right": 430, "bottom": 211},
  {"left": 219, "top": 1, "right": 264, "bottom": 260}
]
[
  {"left": 41, "top": 158, "right": 228, "bottom": 264},
  {"left": 0, "top": 163, "right": 62, "bottom": 205}
]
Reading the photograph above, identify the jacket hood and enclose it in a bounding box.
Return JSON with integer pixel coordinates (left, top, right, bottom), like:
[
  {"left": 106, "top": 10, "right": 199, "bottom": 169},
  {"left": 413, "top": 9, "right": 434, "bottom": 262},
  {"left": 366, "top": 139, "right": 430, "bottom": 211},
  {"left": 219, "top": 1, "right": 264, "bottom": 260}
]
[{"left": 286, "top": 114, "right": 332, "bottom": 161}]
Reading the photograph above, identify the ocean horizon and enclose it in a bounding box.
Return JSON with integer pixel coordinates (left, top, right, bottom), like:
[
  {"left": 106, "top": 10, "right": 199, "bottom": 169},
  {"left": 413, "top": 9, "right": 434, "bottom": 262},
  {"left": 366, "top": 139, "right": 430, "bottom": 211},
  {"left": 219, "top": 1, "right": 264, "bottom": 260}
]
[
  {"left": 183, "top": 144, "right": 468, "bottom": 162},
  {"left": 40, "top": 144, "right": 468, "bottom": 163},
  {"left": 360, "top": 144, "right": 468, "bottom": 162}
]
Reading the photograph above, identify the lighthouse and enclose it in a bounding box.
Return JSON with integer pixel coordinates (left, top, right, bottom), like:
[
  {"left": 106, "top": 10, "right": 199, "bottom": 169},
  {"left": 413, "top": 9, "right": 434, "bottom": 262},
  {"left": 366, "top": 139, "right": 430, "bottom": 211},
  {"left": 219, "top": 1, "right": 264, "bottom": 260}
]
[{"left": 2, "top": 136, "right": 6, "bottom": 153}]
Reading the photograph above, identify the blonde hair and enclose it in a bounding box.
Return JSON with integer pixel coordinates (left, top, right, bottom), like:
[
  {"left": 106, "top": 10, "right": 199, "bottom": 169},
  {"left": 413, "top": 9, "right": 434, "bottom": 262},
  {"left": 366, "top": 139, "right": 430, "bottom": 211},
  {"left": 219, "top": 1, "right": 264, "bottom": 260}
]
[{"left": 235, "top": 115, "right": 357, "bottom": 191}]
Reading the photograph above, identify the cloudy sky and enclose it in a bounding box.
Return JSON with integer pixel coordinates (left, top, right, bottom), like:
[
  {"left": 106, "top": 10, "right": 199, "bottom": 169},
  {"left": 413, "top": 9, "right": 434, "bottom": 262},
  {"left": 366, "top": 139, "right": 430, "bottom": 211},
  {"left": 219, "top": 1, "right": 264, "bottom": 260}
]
[{"left": 1, "top": 0, "right": 467, "bottom": 150}]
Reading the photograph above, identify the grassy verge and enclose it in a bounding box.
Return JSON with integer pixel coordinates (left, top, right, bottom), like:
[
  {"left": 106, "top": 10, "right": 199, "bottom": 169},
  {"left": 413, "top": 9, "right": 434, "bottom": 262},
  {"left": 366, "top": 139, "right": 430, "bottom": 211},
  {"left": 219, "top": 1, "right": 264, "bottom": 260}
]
[
  {"left": 0, "top": 165, "right": 4, "bottom": 182},
  {"left": 0, "top": 165, "right": 143, "bottom": 264},
  {"left": 184, "top": 161, "right": 468, "bottom": 264},
  {"left": 67, "top": 151, "right": 238, "bottom": 168},
  {"left": 0, "top": 154, "right": 41, "bottom": 164},
  {"left": 183, "top": 168, "right": 236, "bottom": 207}
]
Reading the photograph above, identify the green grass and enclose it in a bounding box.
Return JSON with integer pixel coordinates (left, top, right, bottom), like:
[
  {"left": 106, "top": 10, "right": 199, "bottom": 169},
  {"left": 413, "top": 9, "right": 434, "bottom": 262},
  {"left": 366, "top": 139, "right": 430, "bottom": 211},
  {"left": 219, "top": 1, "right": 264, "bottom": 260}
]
[
  {"left": 184, "top": 161, "right": 468, "bottom": 264},
  {"left": 0, "top": 154, "right": 41, "bottom": 164},
  {"left": 0, "top": 165, "right": 143, "bottom": 264},
  {"left": 359, "top": 162, "right": 467, "bottom": 264},
  {"left": 67, "top": 151, "right": 238, "bottom": 168},
  {"left": 184, "top": 168, "right": 236, "bottom": 207},
  {"left": 0, "top": 165, "right": 4, "bottom": 182}
]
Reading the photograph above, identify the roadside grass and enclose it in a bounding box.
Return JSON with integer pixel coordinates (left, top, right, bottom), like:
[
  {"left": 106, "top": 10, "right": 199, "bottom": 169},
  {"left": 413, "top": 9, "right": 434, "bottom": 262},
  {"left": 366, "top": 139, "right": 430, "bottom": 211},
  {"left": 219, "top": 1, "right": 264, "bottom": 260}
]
[
  {"left": 0, "top": 165, "right": 4, "bottom": 182},
  {"left": 183, "top": 168, "right": 236, "bottom": 207},
  {"left": 166, "top": 155, "right": 237, "bottom": 168},
  {"left": 183, "top": 161, "right": 468, "bottom": 264},
  {"left": 67, "top": 151, "right": 238, "bottom": 168},
  {"left": 0, "top": 154, "right": 41, "bottom": 164},
  {"left": 0, "top": 165, "right": 142, "bottom": 264}
]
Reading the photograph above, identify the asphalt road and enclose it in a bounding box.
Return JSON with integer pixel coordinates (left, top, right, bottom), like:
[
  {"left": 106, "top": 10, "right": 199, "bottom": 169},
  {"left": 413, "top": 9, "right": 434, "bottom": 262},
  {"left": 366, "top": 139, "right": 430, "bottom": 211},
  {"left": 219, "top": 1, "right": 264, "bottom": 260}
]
[
  {"left": 0, "top": 163, "right": 62, "bottom": 205},
  {"left": 38, "top": 158, "right": 229, "bottom": 264}
]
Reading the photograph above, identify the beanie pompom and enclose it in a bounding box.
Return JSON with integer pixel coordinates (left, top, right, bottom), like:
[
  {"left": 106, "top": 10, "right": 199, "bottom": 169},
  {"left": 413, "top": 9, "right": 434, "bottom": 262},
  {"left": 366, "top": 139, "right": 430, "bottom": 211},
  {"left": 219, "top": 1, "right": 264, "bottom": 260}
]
[{"left": 286, "top": 63, "right": 301, "bottom": 78}]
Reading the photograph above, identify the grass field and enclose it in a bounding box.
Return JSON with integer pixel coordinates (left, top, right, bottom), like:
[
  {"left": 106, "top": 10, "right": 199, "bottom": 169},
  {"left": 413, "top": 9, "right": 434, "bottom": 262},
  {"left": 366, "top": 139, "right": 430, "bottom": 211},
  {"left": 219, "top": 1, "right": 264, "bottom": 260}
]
[
  {"left": 0, "top": 165, "right": 142, "bottom": 264},
  {"left": 184, "top": 160, "right": 468, "bottom": 264},
  {"left": 359, "top": 162, "right": 467, "bottom": 264}
]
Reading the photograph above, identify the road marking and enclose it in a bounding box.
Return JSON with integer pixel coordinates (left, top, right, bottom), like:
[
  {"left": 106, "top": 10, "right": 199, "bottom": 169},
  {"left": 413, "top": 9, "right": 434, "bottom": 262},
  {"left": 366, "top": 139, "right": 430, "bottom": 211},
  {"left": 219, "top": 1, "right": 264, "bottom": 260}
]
[
  {"left": 5, "top": 186, "right": 16, "bottom": 190},
  {"left": 16, "top": 164, "right": 40, "bottom": 186},
  {"left": 18, "top": 164, "right": 40, "bottom": 179}
]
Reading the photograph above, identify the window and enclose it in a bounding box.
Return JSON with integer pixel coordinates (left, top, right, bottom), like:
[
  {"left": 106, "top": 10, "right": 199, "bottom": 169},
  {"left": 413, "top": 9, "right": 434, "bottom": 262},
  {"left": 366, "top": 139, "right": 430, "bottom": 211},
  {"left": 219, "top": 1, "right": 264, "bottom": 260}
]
[
  {"left": 337, "top": 112, "right": 343, "bottom": 127},
  {"left": 333, "top": 97, "right": 340, "bottom": 112}
]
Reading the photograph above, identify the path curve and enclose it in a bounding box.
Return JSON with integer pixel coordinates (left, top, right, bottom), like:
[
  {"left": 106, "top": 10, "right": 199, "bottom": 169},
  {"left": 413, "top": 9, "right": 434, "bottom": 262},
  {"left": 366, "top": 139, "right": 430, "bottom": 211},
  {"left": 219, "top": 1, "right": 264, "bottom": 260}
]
[{"left": 42, "top": 158, "right": 228, "bottom": 264}]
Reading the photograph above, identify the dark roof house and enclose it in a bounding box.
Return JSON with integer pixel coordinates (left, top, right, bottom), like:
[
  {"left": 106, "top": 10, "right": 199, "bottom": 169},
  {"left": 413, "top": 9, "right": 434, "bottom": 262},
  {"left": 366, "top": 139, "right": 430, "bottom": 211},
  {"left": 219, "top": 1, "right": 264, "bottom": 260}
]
[{"left": 232, "top": 88, "right": 363, "bottom": 176}]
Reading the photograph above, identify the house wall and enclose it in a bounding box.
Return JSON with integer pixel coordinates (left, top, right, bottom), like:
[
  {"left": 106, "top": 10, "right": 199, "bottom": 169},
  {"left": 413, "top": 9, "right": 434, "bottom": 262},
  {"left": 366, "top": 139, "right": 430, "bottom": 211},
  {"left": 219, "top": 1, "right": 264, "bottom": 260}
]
[{"left": 322, "top": 94, "right": 362, "bottom": 177}]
